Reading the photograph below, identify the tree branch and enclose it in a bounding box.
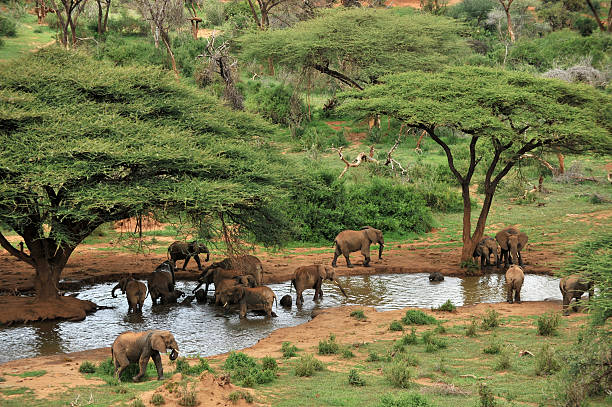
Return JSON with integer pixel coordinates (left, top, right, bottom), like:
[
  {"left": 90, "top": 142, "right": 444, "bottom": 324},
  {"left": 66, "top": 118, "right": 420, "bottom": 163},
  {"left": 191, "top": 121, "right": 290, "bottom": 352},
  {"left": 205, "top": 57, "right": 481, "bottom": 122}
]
[
  {"left": 332, "top": 146, "right": 379, "bottom": 178},
  {"left": 0, "top": 231, "right": 34, "bottom": 266},
  {"left": 425, "top": 126, "right": 464, "bottom": 184},
  {"left": 313, "top": 63, "right": 363, "bottom": 90}
]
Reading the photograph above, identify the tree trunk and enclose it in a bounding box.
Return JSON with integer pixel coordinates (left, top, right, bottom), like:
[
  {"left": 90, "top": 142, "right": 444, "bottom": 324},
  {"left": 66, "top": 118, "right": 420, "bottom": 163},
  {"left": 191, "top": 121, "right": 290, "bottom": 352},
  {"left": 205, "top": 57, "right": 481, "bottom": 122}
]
[
  {"left": 33, "top": 259, "right": 61, "bottom": 300},
  {"left": 161, "top": 30, "right": 179, "bottom": 79},
  {"left": 557, "top": 152, "right": 565, "bottom": 174},
  {"left": 585, "top": 0, "right": 606, "bottom": 32},
  {"left": 96, "top": 0, "right": 103, "bottom": 36},
  {"left": 460, "top": 183, "right": 477, "bottom": 262},
  {"left": 498, "top": 0, "right": 515, "bottom": 42},
  {"left": 246, "top": 0, "right": 261, "bottom": 28},
  {"left": 69, "top": 15, "right": 77, "bottom": 46},
  {"left": 103, "top": 0, "right": 110, "bottom": 32}
]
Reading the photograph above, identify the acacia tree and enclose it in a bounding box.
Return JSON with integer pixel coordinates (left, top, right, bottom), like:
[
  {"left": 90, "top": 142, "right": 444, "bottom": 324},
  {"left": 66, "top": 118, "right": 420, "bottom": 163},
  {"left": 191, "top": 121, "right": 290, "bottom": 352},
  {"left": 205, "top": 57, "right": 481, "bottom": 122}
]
[
  {"left": 0, "top": 49, "right": 288, "bottom": 311},
  {"left": 239, "top": 8, "right": 471, "bottom": 89},
  {"left": 340, "top": 66, "right": 611, "bottom": 262},
  {"left": 46, "top": 0, "right": 89, "bottom": 47},
  {"left": 584, "top": 0, "right": 611, "bottom": 32}
]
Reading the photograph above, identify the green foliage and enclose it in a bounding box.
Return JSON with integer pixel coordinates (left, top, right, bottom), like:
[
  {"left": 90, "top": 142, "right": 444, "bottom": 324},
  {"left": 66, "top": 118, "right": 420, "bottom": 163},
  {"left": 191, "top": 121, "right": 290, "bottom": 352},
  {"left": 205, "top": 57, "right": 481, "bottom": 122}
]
[
  {"left": 378, "top": 392, "right": 433, "bottom": 407},
  {"left": 341, "top": 348, "right": 355, "bottom": 359},
  {"left": 478, "top": 383, "right": 496, "bottom": 407},
  {"left": 79, "top": 361, "right": 96, "bottom": 374},
  {"left": 131, "top": 399, "right": 145, "bottom": 407},
  {"left": 171, "top": 34, "right": 209, "bottom": 78},
  {"left": 223, "top": 352, "right": 275, "bottom": 387},
  {"left": 178, "top": 384, "right": 197, "bottom": 406},
  {"left": 534, "top": 344, "right": 560, "bottom": 376},
  {"left": 174, "top": 357, "right": 212, "bottom": 375},
  {"left": 239, "top": 8, "right": 471, "bottom": 87},
  {"left": 348, "top": 369, "right": 366, "bottom": 386},
  {"left": 384, "top": 360, "right": 413, "bottom": 388},
  {"left": 106, "top": 10, "right": 150, "bottom": 35},
  {"left": 402, "top": 310, "right": 437, "bottom": 325},
  {"left": 433, "top": 299, "right": 456, "bottom": 312},
  {"left": 465, "top": 319, "right": 478, "bottom": 337},
  {"left": 97, "top": 358, "right": 116, "bottom": 377},
  {"left": 261, "top": 356, "right": 278, "bottom": 371},
  {"left": 318, "top": 333, "right": 340, "bottom": 355},
  {"left": 481, "top": 309, "right": 500, "bottom": 330},
  {"left": 494, "top": 350, "right": 511, "bottom": 371},
  {"left": 245, "top": 82, "right": 305, "bottom": 126},
  {"left": 294, "top": 354, "right": 324, "bottom": 377},
  {"left": 228, "top": 390, "right": 253, "bottom": 403},
  {"left": 281, "top": 342, "right": 298, "bottom": 358},
  {"left": 0, "top": 14, "right": 17, "bottom": 37},
  {"left": 389, "top": 321, "right": 404, "bottom": 331},
  {"left": 483, "top": 340, "right": 501, "bottom": 354},
  {"left": 151, "top": 393, "right": 165, "bottom": 405},
  {"left": 422, "top": 331, "right": 447, "bottom": 351},
  {"left": 202, "top": 0, "right": 226, "bottom": 26},
  {"left": 448, "top": 0, "right": 497, "bottom": 26},
  {"left": 350, "top": 310, "right": 367, "bottom": 320},
  {"left": 536, "top": 312, "right": 560, "bottom": 336},
  {"left": 433, "top": 324, "right": 447, "bottom": 334},
  {"left": 366, "top": 352, "right": 382, "bottom": 362},
  {"left": 401, "top": 328, "right": 418, "bottom": 345}
]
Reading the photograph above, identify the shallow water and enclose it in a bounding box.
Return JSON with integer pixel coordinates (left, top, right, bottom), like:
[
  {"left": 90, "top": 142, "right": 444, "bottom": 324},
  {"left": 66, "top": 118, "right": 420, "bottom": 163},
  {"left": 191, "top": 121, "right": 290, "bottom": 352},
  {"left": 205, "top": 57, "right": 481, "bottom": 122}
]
[{"left": 0, "top": 273, "right": 561, "bottom": 363}]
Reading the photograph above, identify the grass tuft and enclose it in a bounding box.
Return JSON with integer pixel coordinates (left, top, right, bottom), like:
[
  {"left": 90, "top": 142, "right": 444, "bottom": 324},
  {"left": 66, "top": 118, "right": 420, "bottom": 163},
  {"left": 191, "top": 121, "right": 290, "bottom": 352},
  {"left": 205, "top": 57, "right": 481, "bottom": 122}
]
[
  {"left": 79, "top": 361, "right": 96, "bottom": 374},
  {"left": 465, "top": 319, "right": 478, "bottom": 337},
  {"left": 151, "top": 393, "right": 165, "bottom": 405},
  {"left": 535, "top": 344, "right": 561, "bottom": 376},
  {"left": 294, "top": 354, "right": 324, "bottom": 377},
  {"left": 350, "top": 310, "right": 367, "bottom": 320},
  {"left": 174, "top": 357, "right": 213, "bottom": 376},
  {"left": 348, "top": 369, "right": 366, "bottom": 386},
  {"left": 318, "top": 333, "right": 340, "bottom": 355},
  {"left": 481, "top": 309, "right": 500, "bottom": 330},
  {"left": 536, "top": 312, "right": 560, "bottom": 336},
  {"left": 402, "top": 310, "right": 437, "bottom": 325},
  {"left": 389, "top": 320, "right": 404, "bottom": 331},
  {"left": 401, "top": 328, "right": 418, "bottom": 345},
  {"left": 281, "top": 341, "right": 298, "bottom": 358},
  {"left": 378, "top": 392, "right": 433, "bottom": 407},
  {"left": 433, "top": 299, "right": 456, "bottom": 312},
  {"left": 384, "top": 360, "right": 413, "bottom": 388}
]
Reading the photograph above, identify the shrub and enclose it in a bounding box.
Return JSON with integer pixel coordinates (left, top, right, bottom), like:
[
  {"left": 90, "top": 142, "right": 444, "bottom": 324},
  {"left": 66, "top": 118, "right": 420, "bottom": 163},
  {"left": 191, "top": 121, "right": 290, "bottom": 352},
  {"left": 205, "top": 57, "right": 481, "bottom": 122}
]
[
  {"left": 536, "top": 313, "right": 560, "bottom": 336},
  {"left": 396, "top": 353, "right": 419, "bottom": 366},
  {"left": 281, "top": 342, "right": 298, "bottom": 358},
  {"left": 224, "top": 352, "right": 276, "bottom": 386},
  {"left": 202, "top": 0, "right": 226, "bottom": 26},
  {"left": 494, "top": 350, "right": 511, "bottom": 371},
  {"left": 401, "top": 328, "right": 418, "bottom": 345},
  {"left": 366, "top": 352, "right": 381, "bottom": 362},
  {"left": 151, "top": 393, "right": 165, "bottom": 405},
  {"left": 415, "top": 182, "right": 464, "bottom": 213},
  {"left": 465, "top": 319, "right": 478, "bottom": 337},
  {"left": 97, "top": 358, "right": 115, "bottom": 376},
  {"left": 261, "top": 356, "right": 278, "bottom": 371},
  {"left": 350, "top": 310, "right": 367, "bottom": 320},
  {"left": 535, "top": 344, "right": 560, "bottom": 376},
  {"left": 106, "top": 10, "right": 149, "bottom": 35},
  {"left": 79, "top": 361, "right": 96, "bottom": 374},
  {"left": 480, "top": 309, "right": 500, "bottom": 330},
  {"left": 478, "top": 383, "right": 496, "bottom": 407},
  {"left": 433, "top": 300, "right": 456, "bottom": 312},
  {"left": 175, "top": 357, "right": 212, "bottom": 375},
  {"left": 483, "top": 342, "right": 501, "bottom": 355},
  {"left": 384, "top": 360, "right": 413, "bottom": 388},
  {"left": 318, "top": 334, "right": 340, "bottom": 355},
  {"left": 348, "top": 369, "right": 366, "bottom": 386},
  {"left": 228, "top": 390, "right": 253, "bottom": 403},
  {"left": 378, "top": 392, "right": 433, "bottom": 407},
  {"left": 178, "top": 384, "right": 197, "bottom": 406},
  {"left": 294, "top": 354, "right": 324, "bottom": 377},
  {"left": 342, "top": 348, "right": 355, "bottom": 358},
  {"left": 433, "top": 324, "right": 446, "bottom": 334},
  {"left": 402, "top": 310, "right": 437, "bottom": 325},
  {"left": 0, "top": 14, "right": 17, "bottom": 37},
  {"left": 390, "top": 321, "right": 404, "bottom": 331},
  {"left": 421, "top": 332, "right": 447, "bottom": 350},
  {"left": 392, "top": 341, "right": 405, "bottom": 354},
  {"left": 246, "top": 83, "right": 305, "bottom": 126},
  {"left": 131, "top": 399, "right": 145, "bottom": 407}
]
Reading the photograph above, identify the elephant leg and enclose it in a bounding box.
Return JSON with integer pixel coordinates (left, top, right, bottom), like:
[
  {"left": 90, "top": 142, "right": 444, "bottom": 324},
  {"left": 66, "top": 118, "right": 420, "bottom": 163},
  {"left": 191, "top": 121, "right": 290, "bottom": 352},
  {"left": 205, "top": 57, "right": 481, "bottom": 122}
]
[
  {"left": 239, "top": 303, "right": 247, "bottom": 319},
  {"left": 562, "top": 293, "right": 571, "bottom": 315},
  {"left": 114, "top": 354, "right": 129, "bottom": 381},
  {"left": 480, "top": 255, "right": 486, "bottom": 270},
  {"left": 506, "top": 286, "right": 513, "bottom": 304},
  {"left": 296, "top": 289, "right": 303, "bottom": 307},
  {"left": 182, "top": 256, "right": 190, "bottom": 270},
  {"left": 344, "top": 253, "right": 353, "bottom": 268},
  {"left": 361, "top": 245, "right": 371, "bottom": 267},
  {"left": 133, "top": 354, "right": 150, "bottom": 382},
  {"left": 515, "top": 287, "right": 521, "bottom": 304},
  {"left": 332, "top": 248, "right": 340, "bottom": 268},
  {"left": 193, "top": 255, "right": 202, "bottom": 271},
  {"left": 151, "top": 351, "right": 164, "bottom": 380},
  {"left": 363, "top": 256, "right": 371, "bottom": 267}
]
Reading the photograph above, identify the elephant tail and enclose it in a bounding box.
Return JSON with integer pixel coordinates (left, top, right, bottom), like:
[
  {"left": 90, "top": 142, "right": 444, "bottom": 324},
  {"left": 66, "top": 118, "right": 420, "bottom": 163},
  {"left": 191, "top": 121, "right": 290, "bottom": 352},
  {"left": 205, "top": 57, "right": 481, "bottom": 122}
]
[
  {"left": 289, "top": 279, "right": 294, "bottom": 294},
  {"left": 273, "top": 293, "right": 278, "bottom": 310}
]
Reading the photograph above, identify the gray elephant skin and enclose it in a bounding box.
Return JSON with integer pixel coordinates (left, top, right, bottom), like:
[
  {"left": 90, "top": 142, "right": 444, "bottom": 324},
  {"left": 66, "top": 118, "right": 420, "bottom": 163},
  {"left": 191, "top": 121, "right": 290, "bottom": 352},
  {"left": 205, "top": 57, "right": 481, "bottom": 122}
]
[
  {"left": 505, "top": 265, "right": 524, "bottom": 304},
  {"left": 280, "top": 294, "right": 292, "bottom": 307},
  {"left": 559, "top": 274, "right": 593, "bottom": 315},
  {"left": 148, "top": 263, "right": 184, "bottom": 305},
  {"left": 111, "top": 330, "right": 179, "bottom": 382},
  {"left": 332, "top": 226, "right": 384, "bottom": 268},
  {"left": 473, "top": 236, "right": 499, "bottom": 269},
  {"left": 291, "top": 264, "right": 348, "bottom": 307},
  {"left": 211, "top": 274, "right": 257, "bottom": 305},
  {"left": 193, "top": 255, "right": 263, "bottom": 298},
  {"left": 218, "top": 286, "right": 277, "bottom": 319},
  {"left": 429, "top": 272, "right": 444, "bottom": 282},
  {"left": 495, "top": 227, "right": 528, "bottom": 268},
  {"left": 168, "top": 240, "right": 210, "bottom": 271},
  {"left": 111, "top": 276, "right": 147, "bottom": 313}
]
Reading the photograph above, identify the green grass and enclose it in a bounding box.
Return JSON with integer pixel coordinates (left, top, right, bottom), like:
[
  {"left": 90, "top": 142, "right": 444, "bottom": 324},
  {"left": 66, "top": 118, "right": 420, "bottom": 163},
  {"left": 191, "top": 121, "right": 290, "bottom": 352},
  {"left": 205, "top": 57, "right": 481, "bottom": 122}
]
[
  {"left": 0, "top": 14, "right": 56, "bottom": 61},
  {"left": 17, "top": 370, "right": 47, "bottom": 378}
]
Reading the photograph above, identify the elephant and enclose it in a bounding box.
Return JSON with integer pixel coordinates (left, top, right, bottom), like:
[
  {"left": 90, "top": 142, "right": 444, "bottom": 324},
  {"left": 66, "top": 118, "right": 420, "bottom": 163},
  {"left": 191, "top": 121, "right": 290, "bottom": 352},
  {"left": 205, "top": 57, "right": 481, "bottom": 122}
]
[
  {"left": 148, "top": 267, "right": 184, "bottom": 305},
  {"left": 155, "top": 260, "right": 176, "bottom": 288},
  {"left": 218, "top": 286, "right": 277, "bottom": 319},
  {"left": 168, "top": 240, "right": 210, "bottom": 271},
  {"left": 429, "top": 272, "right": 444, "bottom": 282},
  {"left": 111, "top": 276, "right": 147, "bottom": 313},
  {"left": 194, "top": 288, "right": 207, "bottom": 303},
  {"left": 212, "top": 275, "right": 257, "bottom": 305},
  {"left": 495, "top": 227, "right": 528, "bottom": 268},
  {"left": 559, "top": 274, "right": 593, "bottom": 316},
  {"left": 193, "top": 255, "right": 263, "bottom": 298},
  {"left": 332, "top": 226, "right": 384, "bottom": 268},
  {"left": 505, "top": 265, "right": 524, "bottom": 304},
  {"left": 291, "top": 264, "right": 348, "bottom": 307},
  {"left": 111, "top": 330, "right": 179, "bottom": 382},
  {"left": 280, "top": 294, "right": 292, "bottom": 308},
  {"left": 473, "top": 236, "right": 499, "bottom": 270}
]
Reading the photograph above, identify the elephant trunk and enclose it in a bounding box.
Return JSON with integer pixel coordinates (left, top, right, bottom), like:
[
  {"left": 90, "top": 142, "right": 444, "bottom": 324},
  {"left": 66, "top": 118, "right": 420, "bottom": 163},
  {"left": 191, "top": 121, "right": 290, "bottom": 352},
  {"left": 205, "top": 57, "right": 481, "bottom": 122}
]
[
  {"left": 192, "top": 280, "right": 204, "bottom": 293},
  {"left": 169, "top": 349, "right": 178, "bottom": 360},
  {"left": 378, "top": 242, "right": 384, "bottom": 260},
  {"left": 335, "top": 279, "right": 348, "bottom": 298},
  {"left": 205, "top": 252, "right": 210, "bottom": 262},
  {"left": 111, "top": 284, "right": 121, "bottom": 298}
]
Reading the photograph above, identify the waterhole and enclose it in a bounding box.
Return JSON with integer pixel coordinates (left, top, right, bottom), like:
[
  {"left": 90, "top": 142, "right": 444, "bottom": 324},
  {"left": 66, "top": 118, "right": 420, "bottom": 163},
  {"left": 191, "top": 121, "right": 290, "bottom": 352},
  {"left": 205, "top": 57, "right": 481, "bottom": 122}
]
[{"left": 0, "top": 273, "right": 561, "bottom": 363}]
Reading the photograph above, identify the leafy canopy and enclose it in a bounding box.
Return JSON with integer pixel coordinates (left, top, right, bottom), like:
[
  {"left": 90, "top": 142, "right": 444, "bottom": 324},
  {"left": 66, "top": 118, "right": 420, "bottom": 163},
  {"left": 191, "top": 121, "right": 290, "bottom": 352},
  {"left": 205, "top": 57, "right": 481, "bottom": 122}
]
[
  {"left": 238, "top": 8, "right": 472, "bottom": 88},
  {"left": 0, "top": 48, "right": 290, "bottom": 249}
]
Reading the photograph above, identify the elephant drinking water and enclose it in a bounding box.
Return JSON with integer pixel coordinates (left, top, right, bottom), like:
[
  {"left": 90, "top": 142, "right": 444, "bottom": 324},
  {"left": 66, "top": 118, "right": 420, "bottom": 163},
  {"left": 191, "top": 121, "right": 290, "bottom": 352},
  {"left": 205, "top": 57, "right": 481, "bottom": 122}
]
[{"left": 291, "top": 264, "right": 348, "bottom": 307}]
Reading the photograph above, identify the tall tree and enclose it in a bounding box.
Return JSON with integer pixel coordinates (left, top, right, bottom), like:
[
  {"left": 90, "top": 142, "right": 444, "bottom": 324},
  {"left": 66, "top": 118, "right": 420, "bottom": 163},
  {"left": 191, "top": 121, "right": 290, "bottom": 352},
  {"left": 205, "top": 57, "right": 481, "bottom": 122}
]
[
  {"left": 584, "top": 0, "right": 612, "bottom": 32},
  {"left": 0, "top": 49, "right": 289, "bottom": 313},
  {"left": 46, "top": 0, "right": 88, "bottom": 47},
  {"left": 340, "top": 67, "right": 611, "bottom": 262},
  {"left": 239, "top": 8, "right": 471, "bottom": 89},
  {"left": 95, "top": 0, "right": 111, "bottom": 36}
]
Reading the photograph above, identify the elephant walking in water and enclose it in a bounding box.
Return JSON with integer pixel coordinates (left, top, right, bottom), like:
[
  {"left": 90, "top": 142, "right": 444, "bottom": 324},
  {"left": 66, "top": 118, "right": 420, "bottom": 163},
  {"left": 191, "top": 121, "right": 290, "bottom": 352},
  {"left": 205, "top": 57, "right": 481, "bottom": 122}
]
[
  {"left": 192, "top": 255, "right": 263, "bottom": 299},
  {"left": 291, "top": 264, "right": 347, "bottom": 307},
  {"left": 111, "top": 276, "right": 147, "bottom": 313},
  {"left": 505, "top": 265, "right": 524, "bottom": 304},
  {"left": 332, "top": 226, "right": 384, "bottom": 268}
]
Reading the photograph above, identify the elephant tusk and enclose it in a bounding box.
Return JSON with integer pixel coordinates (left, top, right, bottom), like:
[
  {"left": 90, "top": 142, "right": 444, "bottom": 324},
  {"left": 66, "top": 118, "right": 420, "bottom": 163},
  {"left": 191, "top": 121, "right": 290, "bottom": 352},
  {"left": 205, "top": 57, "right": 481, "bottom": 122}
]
[{"left": 224, "top": 302, "right": 228, "bottom": 307}]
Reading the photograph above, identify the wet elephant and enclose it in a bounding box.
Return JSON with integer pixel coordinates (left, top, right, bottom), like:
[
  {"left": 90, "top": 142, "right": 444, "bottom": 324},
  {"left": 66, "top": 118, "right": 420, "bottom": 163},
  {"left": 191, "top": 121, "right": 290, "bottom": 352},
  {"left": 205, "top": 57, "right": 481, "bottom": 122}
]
[
  {"left": 218, "top": 286, "right": 277, "bottom": 319},
  {"left": 148, "top": 267, "right": 184, "bottom": 305},
  {"left": 559, "top": 274, "right": 593, "bottom": 316},
  {"left": 111, "top": 276, "right": 147, "bottom": 313},
  {"left": 291, "top": 264, "right": 347, "bottom": 307},
  {"left": 192, "top": 255, "right": 263, "bottom": 298},
  {"left": 212, "top": 275, "right": 256, "bottom": 305},
  {"left": 473, "top": 236, "right": 499, "bottom": 270},
  {"left": 505, "top": 265, "right": 524, "bottom": 304}
]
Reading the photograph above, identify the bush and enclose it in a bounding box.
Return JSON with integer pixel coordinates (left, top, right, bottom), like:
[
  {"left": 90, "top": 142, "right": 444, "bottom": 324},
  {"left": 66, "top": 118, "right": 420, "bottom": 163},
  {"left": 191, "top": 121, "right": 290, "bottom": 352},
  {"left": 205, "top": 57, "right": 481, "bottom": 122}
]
[
  {"left": 223, "top": 352, "right": 275, "bottom": 387},
  {"left": 535, "top": 344, "right": 560, "bottom": 376},
  {"left": 151, "top": 393, "right": 165, "bottom": 405},
  {"left": 178, "top": 384, "right": 197, "bottom": 406},
  {"left": 483, "top": 341, "right": 501, "bottom": 355},
  {"left": 390, "top": 321, "right": 404, "bottom": 331},
  {"left": 281, "top": 342, "right": 298, "bottom": 358},
  {"left": 131, "top": 399, "right": 145, "bottom": 407},
  {"left": 378, "top": 392, "right": 433, "bottom": 407},
  {"left": 415, "top": 182, "right": 464, "bottom": 213},
  {"left": 342, "top": 348, "right": 355, "bottom": 358},
  {"left": 465, "top": 319, "right": 478, "bottom": 337},
  {"left": 79, "top": 361, "right": 96, "bottom": 374},
  {"left": 106, "top": 10, "right": 149, "bottom": 35},
  {"left": 318, "top": 334, "right": 340, "bottom": 355},
  {"left": 402, "top": 310, "right": 437, "bottom": 325},
  {"left": 294, "top": 354, "right": 324, "bottom": 377},
  {"left": 261, "top": 356, "right": 278, "bottom": 371},
  {"left": 494, "top": 351, "right": 511, "bottom": 371},
  {"left": 350, "top": 310, "right": 367, "bottom": 320},
  {"left": 433, "top": 324, "right": 446, "bottom": 334},
  {"left": 478, "top": 383, "right": 496, "bottom": 407},
  {"left": 95, "top": 34, "right": 165, "bottom": 67},
  {"left": 536, "top": 313, "right": 560, "bottom": 336},
  {"left": 396, "top": 353, "right": 419, "bottom": 366},
  {"left": 401, "top": 328, "right": 418, "bottom": 345},
  {"left": 228, "top": 390, "right": 253, "bottom": 403},
  {"left": 366, "top": 352, "right": 381, "bottom": 362},
  {"left": 175, "top": 357, "right": 213, "bottom": 376},
  {"left": 433, "top": 300, "right": 456, "bottom": 312},
  {"left": 202, "top": 0, "right": 226, "bottom": 26},
  {"left": 348, "top": 369, "right": 366, "bottom": 386},
  {"left": 246, "top": 82, "right": 305, "bottom": 126},
  {"left": 384, "top": 360, "right": 413, "bottom": 388},
  {"left": 480, "top": 309, "right": 500, "bottom": 330},
  {"left": 0, "top": 14, "right": 17, "bottom": 37}
]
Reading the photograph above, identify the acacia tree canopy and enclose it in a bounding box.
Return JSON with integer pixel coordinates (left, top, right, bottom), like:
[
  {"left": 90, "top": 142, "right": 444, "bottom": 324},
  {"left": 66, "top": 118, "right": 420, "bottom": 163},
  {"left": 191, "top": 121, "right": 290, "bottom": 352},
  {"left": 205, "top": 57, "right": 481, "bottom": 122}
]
[
  {"left": 238, "top": 8, "right": 472, "bottom": 89},
  {"left": 340, "top": 66, "right": 612, "bottom": 261},
  {"left": 0, "top": 49, "right": 290, "bottom": 302}
]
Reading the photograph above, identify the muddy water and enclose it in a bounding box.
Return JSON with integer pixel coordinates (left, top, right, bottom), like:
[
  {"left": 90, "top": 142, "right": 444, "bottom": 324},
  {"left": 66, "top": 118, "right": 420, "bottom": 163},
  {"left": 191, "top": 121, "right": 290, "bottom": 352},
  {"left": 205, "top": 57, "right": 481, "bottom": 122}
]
[{"left": 0, "top": 273, "right": 561, "bottom": 363}]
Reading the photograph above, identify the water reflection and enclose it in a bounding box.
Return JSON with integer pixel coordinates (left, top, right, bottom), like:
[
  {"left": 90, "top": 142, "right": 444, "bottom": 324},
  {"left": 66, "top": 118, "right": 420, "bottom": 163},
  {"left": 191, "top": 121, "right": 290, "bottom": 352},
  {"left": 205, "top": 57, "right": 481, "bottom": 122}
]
[{"left": 0, "top": 273, "right": 561, "bottom": 363}]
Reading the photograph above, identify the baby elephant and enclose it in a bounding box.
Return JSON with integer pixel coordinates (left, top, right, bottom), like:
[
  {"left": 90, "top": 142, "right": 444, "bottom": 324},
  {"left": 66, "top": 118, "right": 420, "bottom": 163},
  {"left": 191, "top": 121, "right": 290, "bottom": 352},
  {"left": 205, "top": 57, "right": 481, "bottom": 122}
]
[
  {"left": 559, "top": 274, "right": 593, "bottom": 316},
  {"left": 505, "top": 265, "right": 524, "bottom": 304},
  {"left": 218, "top": 286, "right": 277, "bottom": 319},
  {"left": 111, "top": 330, "right": 179, "bottom": 382},
  {"left": 111, "top": 276, "right": 147, "bottom": 313},
  {"left": 280, "top": 294, "right": 292, "bottom": 308},
  {"left": 429, "top": 272, "right": 444, "bottom": 282}
]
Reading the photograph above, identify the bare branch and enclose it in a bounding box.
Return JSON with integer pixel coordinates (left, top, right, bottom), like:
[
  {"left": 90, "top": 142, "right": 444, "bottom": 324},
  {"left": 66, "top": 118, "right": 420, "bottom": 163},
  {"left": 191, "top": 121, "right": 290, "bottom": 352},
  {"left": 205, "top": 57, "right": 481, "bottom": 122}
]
[{"left": 0, "top": 232, "right": 34, "bottom": 266}]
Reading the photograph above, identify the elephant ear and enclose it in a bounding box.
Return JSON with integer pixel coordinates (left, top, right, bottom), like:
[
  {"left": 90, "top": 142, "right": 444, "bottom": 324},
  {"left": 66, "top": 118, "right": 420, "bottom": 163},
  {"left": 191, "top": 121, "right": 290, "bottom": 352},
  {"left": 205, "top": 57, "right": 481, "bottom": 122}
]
[
  {"left": 518, "top": 233, "right": 528, "bottom": 249},
  {"left": 150, "top": 332, "right": 167, "bottom": 354},
  {"left": 496, "top": 232, "right": 509, "bottom": 251},
  {"left": 316, "top": 264, "right": 327, "bottom": 279},
  {"left": 364, "top": 228, "right": 378, "bottom": 243}
]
